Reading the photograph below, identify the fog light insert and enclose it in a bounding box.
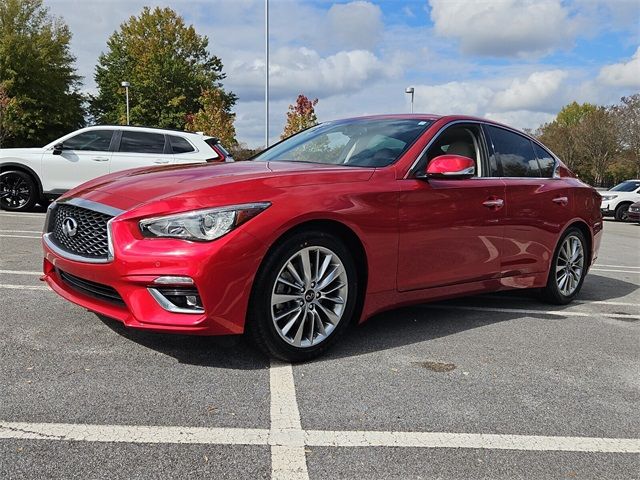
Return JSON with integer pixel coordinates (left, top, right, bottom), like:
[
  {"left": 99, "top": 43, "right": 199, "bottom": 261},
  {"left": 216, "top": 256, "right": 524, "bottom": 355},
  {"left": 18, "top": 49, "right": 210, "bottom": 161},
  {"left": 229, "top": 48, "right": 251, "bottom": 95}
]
[{"left": 148, "top": 287, "right": 204, "bottom": 314}]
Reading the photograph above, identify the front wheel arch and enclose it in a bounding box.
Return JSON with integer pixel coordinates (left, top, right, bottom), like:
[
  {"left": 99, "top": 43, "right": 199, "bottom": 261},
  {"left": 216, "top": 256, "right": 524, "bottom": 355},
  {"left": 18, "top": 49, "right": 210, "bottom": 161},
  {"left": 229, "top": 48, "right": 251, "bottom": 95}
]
[
  {"left": 0, "top": 163, "right": 44, "bottom": 199},
  {"left": 253, "top": 219, "right": 369, "bottom": 322}
]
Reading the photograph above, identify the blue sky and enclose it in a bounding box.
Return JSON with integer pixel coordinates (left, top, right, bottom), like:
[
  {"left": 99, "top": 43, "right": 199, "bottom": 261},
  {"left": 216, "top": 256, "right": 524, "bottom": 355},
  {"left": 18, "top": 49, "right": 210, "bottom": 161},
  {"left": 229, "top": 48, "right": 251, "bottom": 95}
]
[{"left": 46, "top": 0, "right": 640, "bottom": 147}]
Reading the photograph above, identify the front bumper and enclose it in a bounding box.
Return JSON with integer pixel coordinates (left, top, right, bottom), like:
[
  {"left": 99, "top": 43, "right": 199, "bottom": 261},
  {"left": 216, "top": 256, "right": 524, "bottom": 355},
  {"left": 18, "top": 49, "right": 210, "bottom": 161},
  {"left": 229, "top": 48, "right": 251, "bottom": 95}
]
[
  {"left": 42, "top": 214, "right": 267, "bottom": 336},
  {"left": 628, "top": 209, "right": 640, "bottom": 222},
  {"left": 600, "top": 202, "right": 613, "bottom": 216}
]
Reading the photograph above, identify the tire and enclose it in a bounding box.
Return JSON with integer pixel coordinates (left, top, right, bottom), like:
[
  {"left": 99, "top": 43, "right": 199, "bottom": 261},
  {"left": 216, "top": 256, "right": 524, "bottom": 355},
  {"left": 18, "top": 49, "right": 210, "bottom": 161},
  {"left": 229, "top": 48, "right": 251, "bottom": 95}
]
[
  {"left": 246, "top": 230, "right": 358, "bottom": 362},
  {"left": 614, "top": 203, "right": 631, "bottom": 222},
  {"left": 540, "top": 227, "right": 588, "bottom": 305},
  {"left": 0, "top": 170, "right": 38, "bottom": 211}
]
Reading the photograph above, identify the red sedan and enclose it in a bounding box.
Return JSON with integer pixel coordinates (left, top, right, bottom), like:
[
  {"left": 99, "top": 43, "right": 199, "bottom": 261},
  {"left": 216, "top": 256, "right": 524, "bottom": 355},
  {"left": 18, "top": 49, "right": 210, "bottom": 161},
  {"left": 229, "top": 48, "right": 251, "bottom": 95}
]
[{"left": 42, "top": 115, "right": 603, "bottom": 361}]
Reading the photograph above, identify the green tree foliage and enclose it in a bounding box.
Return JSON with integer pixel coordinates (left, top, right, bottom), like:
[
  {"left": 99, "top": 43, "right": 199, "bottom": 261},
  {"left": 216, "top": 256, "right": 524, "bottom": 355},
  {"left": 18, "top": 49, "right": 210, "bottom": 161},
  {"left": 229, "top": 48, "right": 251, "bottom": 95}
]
[
  {"left": 0, "top": 0, "right": 84, "bottom": 147},
  {"left": 611, "top": 94, "right": 640, "bottom": 178},
  {"left": 281, "top": 94, "right": 319, "bottom": 139},
  {"left": 186, "top": 88, "right": 237, "bottom": 148},
  {"left": 535, "top": 97, "right": 638, "bottom": 186},
  {"left": 91, "top": 7, "right": 236, "bottom": 129}
]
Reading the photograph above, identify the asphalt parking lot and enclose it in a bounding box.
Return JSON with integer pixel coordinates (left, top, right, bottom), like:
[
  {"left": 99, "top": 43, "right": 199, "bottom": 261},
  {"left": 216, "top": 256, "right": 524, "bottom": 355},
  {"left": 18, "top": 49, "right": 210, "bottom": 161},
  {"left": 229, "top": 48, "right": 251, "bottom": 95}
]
[{"left": 1, "top": 210, "right": 638, "bottom": 480}]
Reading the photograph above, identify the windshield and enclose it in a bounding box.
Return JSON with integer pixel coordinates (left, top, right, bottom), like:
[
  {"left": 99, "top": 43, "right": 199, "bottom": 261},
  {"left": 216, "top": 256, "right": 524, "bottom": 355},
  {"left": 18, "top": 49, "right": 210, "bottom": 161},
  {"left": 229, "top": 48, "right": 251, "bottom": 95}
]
[
  {"left": 254, "top": 118, "right": 433, "bottom": 167},
  {"left": 610, "top": 180, "right": 640, "bottom": 192}
]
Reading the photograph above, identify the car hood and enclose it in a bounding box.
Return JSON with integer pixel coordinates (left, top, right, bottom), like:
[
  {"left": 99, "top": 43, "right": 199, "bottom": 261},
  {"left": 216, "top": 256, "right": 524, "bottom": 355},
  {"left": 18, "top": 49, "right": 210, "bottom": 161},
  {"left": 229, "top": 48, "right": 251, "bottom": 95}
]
[{"left": 64, "top": 161, "right": 375, "bottom": 212}]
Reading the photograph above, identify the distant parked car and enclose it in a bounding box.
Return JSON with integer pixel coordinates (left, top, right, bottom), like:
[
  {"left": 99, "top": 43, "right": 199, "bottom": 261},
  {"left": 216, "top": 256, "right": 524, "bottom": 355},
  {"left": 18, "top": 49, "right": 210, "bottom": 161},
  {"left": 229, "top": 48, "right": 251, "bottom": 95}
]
[
  {"left": 628, "top": 201, "right": 640, "bottom": 223},
  {"left": 600, "top": 179, "right": 640, "bottom": 221},
  {"left": 0, "top": 126, "right": 233, "bottom": 211}
]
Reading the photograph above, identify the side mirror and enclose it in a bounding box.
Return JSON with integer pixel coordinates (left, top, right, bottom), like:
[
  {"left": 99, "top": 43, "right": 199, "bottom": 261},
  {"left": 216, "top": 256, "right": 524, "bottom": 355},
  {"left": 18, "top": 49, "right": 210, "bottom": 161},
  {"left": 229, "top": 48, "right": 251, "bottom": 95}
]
[
  {"left": 52, "top": 143, "right": 64, "bottom": 155},
  {"left": 423, "top": 154, "right": 475, "bottom": 179}
]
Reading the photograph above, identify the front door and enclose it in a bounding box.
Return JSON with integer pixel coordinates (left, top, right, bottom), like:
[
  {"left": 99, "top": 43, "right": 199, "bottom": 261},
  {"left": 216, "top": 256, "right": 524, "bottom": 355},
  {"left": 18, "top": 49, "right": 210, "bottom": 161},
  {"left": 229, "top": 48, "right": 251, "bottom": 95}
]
[
  {"left": 398, "top": 123, "right": 506, "bottom": 291},
  {"left": 41, "top": 130, "right": 113, "bottom": 192}
]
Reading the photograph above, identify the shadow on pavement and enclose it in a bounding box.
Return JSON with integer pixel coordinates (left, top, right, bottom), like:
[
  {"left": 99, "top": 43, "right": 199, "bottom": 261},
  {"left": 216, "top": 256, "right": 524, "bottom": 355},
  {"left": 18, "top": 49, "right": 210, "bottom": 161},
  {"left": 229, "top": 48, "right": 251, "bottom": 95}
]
[{"left": 96, "top": 273, "right": 638, "bottom": 367}]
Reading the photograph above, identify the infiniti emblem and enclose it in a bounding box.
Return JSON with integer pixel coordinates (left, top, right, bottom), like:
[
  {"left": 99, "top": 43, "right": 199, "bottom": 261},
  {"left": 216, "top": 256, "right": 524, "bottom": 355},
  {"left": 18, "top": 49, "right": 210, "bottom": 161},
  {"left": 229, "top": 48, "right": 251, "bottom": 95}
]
[{"left": 62, "top": 217, "right": 78, "bottom": 237}]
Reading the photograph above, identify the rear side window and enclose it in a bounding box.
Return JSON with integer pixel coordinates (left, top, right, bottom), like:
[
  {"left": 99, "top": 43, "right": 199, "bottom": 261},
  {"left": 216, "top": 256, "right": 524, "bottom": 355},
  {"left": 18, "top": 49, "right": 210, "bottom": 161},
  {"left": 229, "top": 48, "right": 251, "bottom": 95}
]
[
  {"left": 168, "top": 135, "right": 195, "bottom": 154},
  {"left": 63, "top": 130, "right": 113, "bottom": 151},
  {"left": 533, "top": 143, "right": 556, "bottom": 177},
  {"left": 487, "top": 125, "right": 541, "bottom": 177},
  {"left": 205, "top": 138, "right": 229, "bottom": 156},
  {"left": 119, "top": 131, "right": 166, "bottom": 154}
]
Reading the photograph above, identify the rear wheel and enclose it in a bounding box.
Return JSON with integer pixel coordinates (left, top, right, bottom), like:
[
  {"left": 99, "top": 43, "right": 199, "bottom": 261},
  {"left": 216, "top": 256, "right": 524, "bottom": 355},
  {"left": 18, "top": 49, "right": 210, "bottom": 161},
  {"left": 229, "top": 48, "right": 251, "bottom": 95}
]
[
  {"left": 540, "top": 227, "right": 587, "bottom": 305},
  {"left": 614, "top": 203, "right": 630, "bottom": 222},
  {"left": 247, "top": 230, "right": 358, "bottom": 362},
  {"left": 0, "top": 170, "right": 37, "bottom": 211}
]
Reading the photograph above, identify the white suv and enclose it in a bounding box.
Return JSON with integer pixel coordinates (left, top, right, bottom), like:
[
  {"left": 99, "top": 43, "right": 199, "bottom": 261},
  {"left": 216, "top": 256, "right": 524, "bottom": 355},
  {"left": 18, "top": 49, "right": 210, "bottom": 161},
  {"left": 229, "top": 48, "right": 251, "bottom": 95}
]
[
  {"left": 0, "top": 126, "right": 233, "bottom": 211},
  {"left": 600, "top": 179, "right": 640, "bottom": 221}
]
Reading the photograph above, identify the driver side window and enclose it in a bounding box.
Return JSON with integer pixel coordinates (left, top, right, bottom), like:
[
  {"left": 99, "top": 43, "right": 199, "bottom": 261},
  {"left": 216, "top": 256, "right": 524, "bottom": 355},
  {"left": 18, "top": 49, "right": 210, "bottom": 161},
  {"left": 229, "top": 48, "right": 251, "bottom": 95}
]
[
  {"left": 63, "top": 130, "right": 113, "bottom": 152},
  {"left": 424, "top": 125, "right": 481, "bottom": 176}
]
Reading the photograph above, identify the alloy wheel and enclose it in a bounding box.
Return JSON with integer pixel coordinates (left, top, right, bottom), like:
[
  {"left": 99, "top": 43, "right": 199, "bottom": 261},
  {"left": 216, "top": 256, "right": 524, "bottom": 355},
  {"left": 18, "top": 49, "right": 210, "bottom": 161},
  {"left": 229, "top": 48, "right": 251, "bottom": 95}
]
[
  {"left": 270, "top": 246, "right": 348, "bottom": 348},
  {"left": 0, "top": 172, "right": 31, "bottom": 209},
  {"left": 555, "top": 235, "right": 584, "bottom": 296}
]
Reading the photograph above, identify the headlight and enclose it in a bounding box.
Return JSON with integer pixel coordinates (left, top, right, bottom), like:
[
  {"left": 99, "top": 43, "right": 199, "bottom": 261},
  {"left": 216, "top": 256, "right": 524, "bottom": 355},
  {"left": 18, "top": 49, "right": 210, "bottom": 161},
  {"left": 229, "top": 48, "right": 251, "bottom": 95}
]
[
  {"left": 139, "top": 202, "right": 270, "bottom": 241},
  {"left": 600, "top": 195, "right": 617, "bottom": 201}
]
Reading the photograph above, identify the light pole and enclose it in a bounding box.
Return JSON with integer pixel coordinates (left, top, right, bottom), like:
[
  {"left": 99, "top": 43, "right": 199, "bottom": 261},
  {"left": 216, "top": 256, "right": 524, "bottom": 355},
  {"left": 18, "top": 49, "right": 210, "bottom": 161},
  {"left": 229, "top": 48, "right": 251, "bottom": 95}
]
[
  {"left": 405, "top": 86, "right": 414, "bottom": 114},
  {"left": 265, "top": 0, "right": 270, "bottom": 148},
  {"left": 121, "top": 81, "right": 130, "bottom": 125}
]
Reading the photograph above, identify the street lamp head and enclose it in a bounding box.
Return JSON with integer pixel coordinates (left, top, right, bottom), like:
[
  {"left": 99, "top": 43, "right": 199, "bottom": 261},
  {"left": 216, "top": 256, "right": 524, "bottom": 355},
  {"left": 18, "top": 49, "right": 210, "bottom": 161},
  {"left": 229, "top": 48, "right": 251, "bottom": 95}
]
[
  {"left": 121, "top": 81, "right": 130, "bottom": 88},
  {"left": 405, "top": 87, "right": 414, "bottom": 94}
]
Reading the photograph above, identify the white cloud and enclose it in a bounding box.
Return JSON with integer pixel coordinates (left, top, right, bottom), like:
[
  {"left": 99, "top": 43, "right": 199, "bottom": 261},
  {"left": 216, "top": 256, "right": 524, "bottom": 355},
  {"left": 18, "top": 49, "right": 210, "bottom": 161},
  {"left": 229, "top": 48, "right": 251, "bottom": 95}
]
[
  {"left": 326, "top": 1, "right": 383, "bottom": 50},
  {"left": 428, "top": 0, "right": 576, "bottom": 57},
  {"left": 485, "top": 110, "right": 556, "bottom": 131},
  {"left": 413, "top": 81, "right": 495, "bottom": 116},
  {"left": 228, "top": 47, "right": 399, "bottom": 102},
  {"left": 492, "top": 70, "right": 569, "bottom": 111},
  {"left": 597, "top": 47, "right": 640, "bottom": 88}
]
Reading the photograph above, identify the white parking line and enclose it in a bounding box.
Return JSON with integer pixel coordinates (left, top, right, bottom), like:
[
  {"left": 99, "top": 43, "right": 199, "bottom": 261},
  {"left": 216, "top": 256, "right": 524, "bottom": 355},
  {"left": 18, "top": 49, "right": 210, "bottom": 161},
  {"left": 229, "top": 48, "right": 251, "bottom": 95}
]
[
  {"left": 595, "top": 264, "right": 640, "bottom": 269},
  {"left": 0, "top": 270, "right": 42, "bottom": 275},
  {"left": 425, "top": 304, "right": 640, "bottom": 320},
  {"left": 0, "top": 229, "right": 41, "bottom": 234},
  {"left": 0, "top": 284, "right": 49, "bottom": 291},
  {"left": 0, "top": 234, "right": 40, "bottom": 239},
  {"left": 1, "top": 421, "right": 637, "bottom": 454},
  {"left": 0, "top": 422, "right": 268, "bottom": 444},
  {"left": 0, "top": 212, "right": 45, "bottom": 218},
  {"left": 269, "top": 360, "right": 309, "bottom": 480},
  {"left": 592, "top": 268, "right": 640, "bottom": 274},
  {"left": 305, "top": 430, "right": 640, "bottom": 453}
]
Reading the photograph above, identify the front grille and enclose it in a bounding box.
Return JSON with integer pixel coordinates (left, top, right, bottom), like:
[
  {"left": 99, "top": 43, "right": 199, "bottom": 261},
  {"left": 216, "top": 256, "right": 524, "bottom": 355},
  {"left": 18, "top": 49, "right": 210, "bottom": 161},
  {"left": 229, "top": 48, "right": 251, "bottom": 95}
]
[
  {"left": 50, "top": 204, "right": 112, "bottom": 259},
  {"left": 57, "top": 268, "right": 124, "bottom": 305}
]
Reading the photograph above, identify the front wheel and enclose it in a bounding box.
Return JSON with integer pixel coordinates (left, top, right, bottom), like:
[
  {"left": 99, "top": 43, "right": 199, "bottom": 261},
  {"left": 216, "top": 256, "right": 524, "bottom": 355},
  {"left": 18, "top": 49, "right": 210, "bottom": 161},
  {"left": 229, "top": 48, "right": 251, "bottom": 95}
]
[
  {"left": 0, "top": 170, "right": 37, "bottom": 211},
  {"left": 540, "top": 228, "right": 588, "bottom": 305},
  {"left": 614, "top": 203, "right": 630, "bottom": 222},
  {"left": 247, "top": 230, "right": 358, "bottom": 362}
]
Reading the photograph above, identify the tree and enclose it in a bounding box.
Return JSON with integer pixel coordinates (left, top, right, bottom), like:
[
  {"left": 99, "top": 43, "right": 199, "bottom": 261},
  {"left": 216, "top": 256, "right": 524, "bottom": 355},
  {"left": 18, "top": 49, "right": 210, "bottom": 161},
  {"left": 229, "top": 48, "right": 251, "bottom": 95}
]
[
  {"left": 90, "top": 7, "right": 236, "bottom": 130},
  {"left": 536, "top": 102, "right": 597, "bottom": 172},
  {"left": 0, "top": 83, "right": 15, "bottom": 147},
  {"left": 0, "top": 0, "right": 84, "bottom": 147},
  {"left": 185, "top": 89, "right": 237, "bottom": 147},
  {"left": 574, "top": 107, "right": 619, "bottom": 187},
  {"left": 281, "top": 94, "right": 318, "bottom": 139},
  {"left": 611, "top": 94, "right": 640, "bottom": 177}
]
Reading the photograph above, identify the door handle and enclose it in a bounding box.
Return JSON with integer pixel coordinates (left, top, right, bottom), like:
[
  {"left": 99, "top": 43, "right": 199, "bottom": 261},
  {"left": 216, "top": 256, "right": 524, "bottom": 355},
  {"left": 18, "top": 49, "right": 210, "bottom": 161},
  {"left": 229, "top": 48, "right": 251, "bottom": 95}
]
[
  {"left": 482, "top": 198, "right": 504, "bottom": 209},
  {"left": 153, "top": 159, "right": 171, "bottom": 164},
  {"left": 92, "top": 157, "right": 109, "bottom": 162},
  {"left": 552, "top": 196, "right": 569, "bottom": 206}
]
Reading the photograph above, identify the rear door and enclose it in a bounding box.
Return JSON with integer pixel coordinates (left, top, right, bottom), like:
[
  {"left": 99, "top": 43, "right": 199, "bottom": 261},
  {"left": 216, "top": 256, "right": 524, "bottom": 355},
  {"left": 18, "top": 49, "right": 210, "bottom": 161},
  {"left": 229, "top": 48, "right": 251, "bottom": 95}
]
[
  {"left": 397, "top": 122, "right": 506, "bottom": 291},
  {"left": 109, "top": 130, "right": 174, "bottom": 173},
  {"left": 484, "top": 124, "right": 572, "bottom": 277},
  {"left": 41, "top": 129, "right": 114, "bottom": 191}
]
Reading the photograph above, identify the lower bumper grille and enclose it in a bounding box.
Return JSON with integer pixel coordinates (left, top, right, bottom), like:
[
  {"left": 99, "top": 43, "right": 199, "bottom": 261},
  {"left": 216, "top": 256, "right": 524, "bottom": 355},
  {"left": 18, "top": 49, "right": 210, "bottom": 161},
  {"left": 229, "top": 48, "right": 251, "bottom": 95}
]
[{"left": 57, "top": 268, "right": 124, "bottom": 305}]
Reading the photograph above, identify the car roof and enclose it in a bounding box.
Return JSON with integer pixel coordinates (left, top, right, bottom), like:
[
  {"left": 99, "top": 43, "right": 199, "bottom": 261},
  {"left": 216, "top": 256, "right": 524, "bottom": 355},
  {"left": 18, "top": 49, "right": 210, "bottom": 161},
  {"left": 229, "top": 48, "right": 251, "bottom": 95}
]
[
  {"left": 325, "top": 113, "right": 533, "bottom": 137},
  {"left": 81, "top": 125, "right": 211, "bottom": 139}
]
